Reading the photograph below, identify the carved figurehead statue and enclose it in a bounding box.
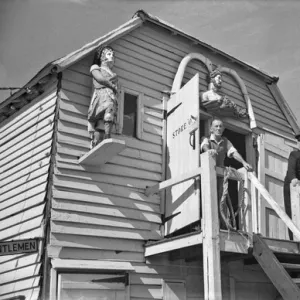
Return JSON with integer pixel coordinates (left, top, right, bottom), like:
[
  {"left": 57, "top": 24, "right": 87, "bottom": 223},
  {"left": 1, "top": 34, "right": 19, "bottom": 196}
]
[
  {"left": 87, "top": 46, "right": 118, "bottom": 149},
  {"left": 200, "top": 68, "right": 247, "bottom": 118}
]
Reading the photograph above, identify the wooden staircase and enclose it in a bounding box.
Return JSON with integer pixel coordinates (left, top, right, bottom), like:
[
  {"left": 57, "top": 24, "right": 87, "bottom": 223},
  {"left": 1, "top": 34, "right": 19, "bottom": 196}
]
[{"left": 253, "top": 234, "right": 300, "bottom": 299}]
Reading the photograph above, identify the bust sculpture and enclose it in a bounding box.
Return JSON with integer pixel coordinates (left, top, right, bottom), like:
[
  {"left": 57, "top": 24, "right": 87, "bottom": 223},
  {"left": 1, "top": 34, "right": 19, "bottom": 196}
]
[
  {"left": 87, "top": 46, "right": 118, "bottom": 149},
  {"left": 200, "top": 69, "right": 247, "bottom": 118}
]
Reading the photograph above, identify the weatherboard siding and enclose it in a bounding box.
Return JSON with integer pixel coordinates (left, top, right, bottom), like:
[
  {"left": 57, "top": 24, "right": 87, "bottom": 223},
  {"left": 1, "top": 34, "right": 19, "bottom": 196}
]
[
  {"left": 133, "top": 23, "right": 293, "bottom": 138},
  {"left": 0, "top": 87, "right": 57, "bottom": 300}
]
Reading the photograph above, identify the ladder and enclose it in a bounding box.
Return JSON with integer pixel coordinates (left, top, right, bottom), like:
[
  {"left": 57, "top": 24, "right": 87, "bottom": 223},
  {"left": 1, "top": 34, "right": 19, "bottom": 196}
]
[{"left": 253, "top": 234, "right": 300, "bottom": 299}]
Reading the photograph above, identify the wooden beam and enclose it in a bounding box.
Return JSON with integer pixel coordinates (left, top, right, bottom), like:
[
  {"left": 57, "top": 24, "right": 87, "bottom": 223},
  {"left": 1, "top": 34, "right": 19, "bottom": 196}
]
[
  {"left": 249, "top": 173, "right": 300, "bottom": 240},
  {"left": 290, "top": 185, "right": 300, "bottom": 241},
  {"left": 253, "top": 234, "right": 300, "bottom": 300},
  {"left": 201, "top": 152, "right": 222, "bottom": 299},
  {"left": 144, "top": 232, "right": 202, "bottom": 257},
  {"left": 145, "top": 166, "right": 202, "bottom": 196}
]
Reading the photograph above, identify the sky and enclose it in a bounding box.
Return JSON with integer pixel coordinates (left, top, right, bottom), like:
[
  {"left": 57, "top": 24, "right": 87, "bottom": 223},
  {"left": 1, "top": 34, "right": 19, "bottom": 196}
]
[{"left": 0, "top": 0, "right": 300, "bottom": 122}]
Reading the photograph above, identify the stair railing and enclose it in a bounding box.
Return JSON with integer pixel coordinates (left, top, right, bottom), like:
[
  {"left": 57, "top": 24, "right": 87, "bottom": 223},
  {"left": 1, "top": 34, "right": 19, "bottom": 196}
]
[{"left": 243, "top": 171, "right": 300, "bottom": 240}]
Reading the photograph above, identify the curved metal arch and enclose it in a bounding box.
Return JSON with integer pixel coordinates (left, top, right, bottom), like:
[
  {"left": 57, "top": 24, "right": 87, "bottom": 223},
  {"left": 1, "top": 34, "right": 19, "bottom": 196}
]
[
  {"left": 220, "top": 66, "right": 257, "bottom": 130},
  {"left": 171, "top": 53, "right": 213, "bottom": 93}
]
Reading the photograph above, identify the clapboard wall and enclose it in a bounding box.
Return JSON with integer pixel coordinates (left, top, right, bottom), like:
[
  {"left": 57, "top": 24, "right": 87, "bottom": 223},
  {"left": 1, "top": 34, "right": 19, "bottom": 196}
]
[{"left": 0, "top": 86, "right": 57, "bottom": 300}]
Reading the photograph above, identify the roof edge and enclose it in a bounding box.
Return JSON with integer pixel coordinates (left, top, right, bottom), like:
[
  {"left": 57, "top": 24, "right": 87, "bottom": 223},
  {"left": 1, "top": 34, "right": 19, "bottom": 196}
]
[{"left": 134, "top": 9, "right": 279, "bottom": 83}]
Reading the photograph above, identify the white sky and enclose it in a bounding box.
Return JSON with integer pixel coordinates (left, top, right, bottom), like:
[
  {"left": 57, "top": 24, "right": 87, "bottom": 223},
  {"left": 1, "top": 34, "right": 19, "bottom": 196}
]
[{"left": 1, "top": 0, "right": 300, "bottom": 123}]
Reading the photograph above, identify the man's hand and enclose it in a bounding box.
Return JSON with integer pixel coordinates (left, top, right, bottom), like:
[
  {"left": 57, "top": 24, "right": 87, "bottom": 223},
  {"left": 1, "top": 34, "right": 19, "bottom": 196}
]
[
  {"left": 291, "top": 178, "right": 299, "bottom": 187},
  {"left": 243, "top": 162, "right": 253, "bottom": 172},
  {"left": 208, "top": 149, "right": 218, "bottom": 157}
]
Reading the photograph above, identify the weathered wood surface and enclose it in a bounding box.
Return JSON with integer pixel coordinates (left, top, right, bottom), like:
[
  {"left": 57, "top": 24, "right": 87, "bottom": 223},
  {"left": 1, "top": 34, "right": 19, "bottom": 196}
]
[
  {"left": 290, "top": 185, "right": 300, "bottom": 241},
  {"left": 253, "top": 234, "right": 300, "bottom": 300},
  {"left": 0, "top": 87, "right": 56, "bottom": 300},
  {"left": 201, "top": 152, "right": 222, "bottom": 299}
]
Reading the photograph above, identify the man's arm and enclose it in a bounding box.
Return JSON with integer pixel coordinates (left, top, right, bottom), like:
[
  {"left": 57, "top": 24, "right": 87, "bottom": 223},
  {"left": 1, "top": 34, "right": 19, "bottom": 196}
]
[
  {"left": 201, "top": 137, "right": 217, "bottom": 156},
  {"left": 232, "top": 151, "right": 253, "bottom": 172}
]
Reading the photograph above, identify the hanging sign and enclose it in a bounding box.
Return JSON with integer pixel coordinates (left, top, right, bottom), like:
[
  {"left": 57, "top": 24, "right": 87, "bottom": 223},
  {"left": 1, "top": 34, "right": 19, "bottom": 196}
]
[{"left": 0, "top": 238, "right": 39, "bottom": 256}]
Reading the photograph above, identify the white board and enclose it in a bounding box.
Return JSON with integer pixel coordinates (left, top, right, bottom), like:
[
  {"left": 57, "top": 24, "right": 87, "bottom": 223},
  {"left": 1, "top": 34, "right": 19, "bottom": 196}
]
[{"left": 165, "top": 74, "right": 200, "bottom": 235}]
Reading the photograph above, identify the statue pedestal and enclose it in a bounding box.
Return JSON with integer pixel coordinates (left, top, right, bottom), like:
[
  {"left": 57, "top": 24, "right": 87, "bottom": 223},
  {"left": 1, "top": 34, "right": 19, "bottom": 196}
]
[{"left": 78, "top": 138, "right": 126, "bottom": 167}]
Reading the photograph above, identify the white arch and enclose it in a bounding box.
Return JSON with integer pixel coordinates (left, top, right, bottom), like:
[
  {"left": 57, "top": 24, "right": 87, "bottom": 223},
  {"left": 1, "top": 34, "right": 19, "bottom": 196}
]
[
  {"left": 171, "top": 53, "right": 213, "bottom": 93},
  {"left": 219, "top": 66, "right": 257, "bottom": 130}
]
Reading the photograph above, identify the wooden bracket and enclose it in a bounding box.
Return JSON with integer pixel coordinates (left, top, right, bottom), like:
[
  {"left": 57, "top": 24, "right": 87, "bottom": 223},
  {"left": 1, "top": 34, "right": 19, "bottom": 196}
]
[
  {"left": 78, "top": 138, "right": 126, "bottom": 167},
  {"left": 145, "top": 167, "right": 202, "bottom": 197}
]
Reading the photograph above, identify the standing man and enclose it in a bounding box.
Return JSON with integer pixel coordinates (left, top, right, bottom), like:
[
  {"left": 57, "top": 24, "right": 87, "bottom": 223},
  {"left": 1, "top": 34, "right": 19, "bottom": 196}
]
[
  {"left": 201, "top": 118, "right": 252, "bottom": 229},
  {"left": 201, "top": 118, "right": 252, "bottom": 171},
  {"left": 284, "top": 134, "right": 300, "bottom": 240}
]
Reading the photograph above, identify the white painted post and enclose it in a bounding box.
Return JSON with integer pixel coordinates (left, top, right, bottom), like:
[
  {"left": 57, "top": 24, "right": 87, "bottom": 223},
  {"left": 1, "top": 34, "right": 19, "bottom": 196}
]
[
  {"left": 290, "top": 184, "right": 300, "bottom": 241},
  {"left": 201, "top": 152, "right": 222, "bottom": 300}
]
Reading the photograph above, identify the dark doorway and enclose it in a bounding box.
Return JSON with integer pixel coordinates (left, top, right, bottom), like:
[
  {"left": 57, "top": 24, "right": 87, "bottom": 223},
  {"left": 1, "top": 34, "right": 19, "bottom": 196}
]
[{"left": 222, "top": 128, "right": 246, "bottom": 230}]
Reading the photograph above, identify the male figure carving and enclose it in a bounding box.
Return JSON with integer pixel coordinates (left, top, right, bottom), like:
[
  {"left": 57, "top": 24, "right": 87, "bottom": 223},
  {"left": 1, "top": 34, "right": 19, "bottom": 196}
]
[
  {"left": 88, "top": 46, "right": 118, "bottom": 149},
  {"left": 201, "top": 69, "right": 248, "bottom": 118}
]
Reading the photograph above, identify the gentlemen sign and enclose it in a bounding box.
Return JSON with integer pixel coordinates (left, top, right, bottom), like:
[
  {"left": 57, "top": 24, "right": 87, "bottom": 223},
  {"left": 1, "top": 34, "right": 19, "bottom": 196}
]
[{"left": 0, "top": 239, "right": 38, "bottom": 256}]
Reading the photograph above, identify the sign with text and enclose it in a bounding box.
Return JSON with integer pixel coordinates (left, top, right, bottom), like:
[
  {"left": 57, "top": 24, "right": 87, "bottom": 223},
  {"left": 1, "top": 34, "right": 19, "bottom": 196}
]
[
  {"left": 165, "top": 74, "right": 200, "bottom": 235},
  {"left": 0, "top": 239, "right": 38, "bottom": 256}
]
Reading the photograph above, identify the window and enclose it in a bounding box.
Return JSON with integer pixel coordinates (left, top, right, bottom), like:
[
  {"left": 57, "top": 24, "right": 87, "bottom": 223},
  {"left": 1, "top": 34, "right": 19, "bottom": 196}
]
[{"left": 118, "top": 87, "right": 143, "bottom": 139}]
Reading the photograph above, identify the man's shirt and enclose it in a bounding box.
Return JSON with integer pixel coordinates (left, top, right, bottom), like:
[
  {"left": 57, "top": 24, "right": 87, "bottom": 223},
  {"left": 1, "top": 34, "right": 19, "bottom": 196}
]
[{"left": 201, "top": 135, "right": 237, "bottom": 167}]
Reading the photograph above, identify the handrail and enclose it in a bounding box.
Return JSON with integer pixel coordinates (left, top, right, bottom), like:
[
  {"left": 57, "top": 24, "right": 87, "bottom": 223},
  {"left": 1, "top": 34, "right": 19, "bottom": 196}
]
[
  {"left": 290, "top": 185, "right": 300, "bottom": 241},
  {"left": 248, "top": 172, "right": 300, "bottom": 240}
]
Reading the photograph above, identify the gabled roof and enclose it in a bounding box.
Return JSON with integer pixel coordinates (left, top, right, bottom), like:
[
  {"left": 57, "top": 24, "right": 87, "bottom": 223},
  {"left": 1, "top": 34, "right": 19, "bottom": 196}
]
[{"left": 1, "top": 9, "right": 298, "bottom": 135}]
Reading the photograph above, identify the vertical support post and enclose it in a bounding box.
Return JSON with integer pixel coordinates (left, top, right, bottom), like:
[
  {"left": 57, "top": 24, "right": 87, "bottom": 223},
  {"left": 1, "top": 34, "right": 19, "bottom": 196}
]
[
  {"left": 257, "top": 134, "right": 266, "bottom": 235},
  {"left": 49, "top": 267, "right": 57, "bottom": 300},
  {"left": 201, "top": 152, "right": 222, "bottom": 300},
  {"left": 238, "top": 168, "right": 251, "bottom": 233},
  {"left": 290, "top": 184, "right": 300, "bottom": 241},
  {"left": 251, "top": 173, "right": 258, "bottom": 234}
]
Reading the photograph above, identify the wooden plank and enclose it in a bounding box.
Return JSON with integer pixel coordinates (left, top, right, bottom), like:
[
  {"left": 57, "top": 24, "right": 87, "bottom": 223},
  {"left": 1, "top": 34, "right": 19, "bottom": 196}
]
[
  {"left": 145, "top": 167, "right": 202, "bottom": 197},
  {"left": 0, "top": 253, "right": 39, "bottom": 275},
  {"left": 0, "top": 204, "right": 45, "bottom": 232},
  {"left": 252, "top": 234, "right": 300, "bottom": 299},
  {"left": 145, "top": 232, "right": 202, "bottom": 257},
  {"left": 0, "top": 86, "right": 56, "bottom": 134},
  {"left": 0, "top": 134, "right": 52, "bottom": 174},
  {"left": 51, "top": 221, "right": 161, "bottom": 241},
  {"left": 290, "top": 185, "right": 300, "bottom": 241},
  {"left": 49, "top": 234, "right": 144, "bottom": 252},
  {"left": 1, "top": 174, "right": 48, "bottom": 204},
  {"left": 0, "top": 215, "right": 44, "bottom": 240},
  {"left": 0, "top": 263, "right": 41, "bottom": 285},
  {"left": 78, "top": 138, "right": 126, "bottom": 167},
  {"left": 51, "top": 258, "right": 134, "bottom": 271},
  {"left": 200, "top": 152, "right": 222, "bottom": 299},
  {"left": 1, "top": 164, "right": 49, "bottom": 195},
  {"left": 53, "top": 188, "right": 159, "bottom": 206},
  {"left": 0, "top": 117, "right": 54, "bottom": 161},
  {"left": 0, "top": 98, "right": 56, "bottom": 146},
  {"left": 52, "top": 198, "right": 160, "bottom": 223},
  {"left": 52, "top": 178, "right": 159, "bottom": 202},
  {"left": 0, "top": 276, "right": 40, "bottom": 296},
  {"left": 47, "top": 245, "right": 144, "bottom": 262},
  {"left": 249, "top": 172, "right": 300, "bottom": 240},
  {"left": 51, "top": 209, "right": 156, "bottom": 231},
  {"left": 0, "top": 186, "right": 46, "bottom": 212}
]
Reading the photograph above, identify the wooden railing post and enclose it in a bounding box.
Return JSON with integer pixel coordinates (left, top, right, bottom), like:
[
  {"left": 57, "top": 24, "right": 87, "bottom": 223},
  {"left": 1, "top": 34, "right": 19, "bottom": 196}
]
[
  {"left": 201, "top": 152, "right": 222, "bottom": 300},
  {"left": 251, "top": 172, "right": 258, "bottom": 234},
  {"left": 290, "top": 184, "right": 300, "bottom": 241}
]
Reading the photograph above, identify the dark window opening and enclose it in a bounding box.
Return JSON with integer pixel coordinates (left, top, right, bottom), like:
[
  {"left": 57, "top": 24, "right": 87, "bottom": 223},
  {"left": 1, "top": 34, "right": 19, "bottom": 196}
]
[{"left": 123, "top": 93, "right": 137, "bottom": 137}]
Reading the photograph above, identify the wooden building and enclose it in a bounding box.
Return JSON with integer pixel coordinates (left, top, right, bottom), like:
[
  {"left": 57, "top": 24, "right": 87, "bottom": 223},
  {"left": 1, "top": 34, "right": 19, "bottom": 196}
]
[{"left": 1, "top": 10, "right": 300, "bottom": 300}]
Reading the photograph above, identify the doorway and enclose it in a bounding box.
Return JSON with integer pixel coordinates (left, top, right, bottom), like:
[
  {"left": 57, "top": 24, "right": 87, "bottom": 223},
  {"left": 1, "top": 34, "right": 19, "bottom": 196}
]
[{"left": 222, "top": 128, "right": 247, "bottom": 230}]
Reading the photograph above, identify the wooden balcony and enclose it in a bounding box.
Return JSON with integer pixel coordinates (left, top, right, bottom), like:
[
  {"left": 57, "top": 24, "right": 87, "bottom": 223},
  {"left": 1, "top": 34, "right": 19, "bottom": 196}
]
[{"left": 145, "top": 152, "right": 300, "bottom": 257}]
